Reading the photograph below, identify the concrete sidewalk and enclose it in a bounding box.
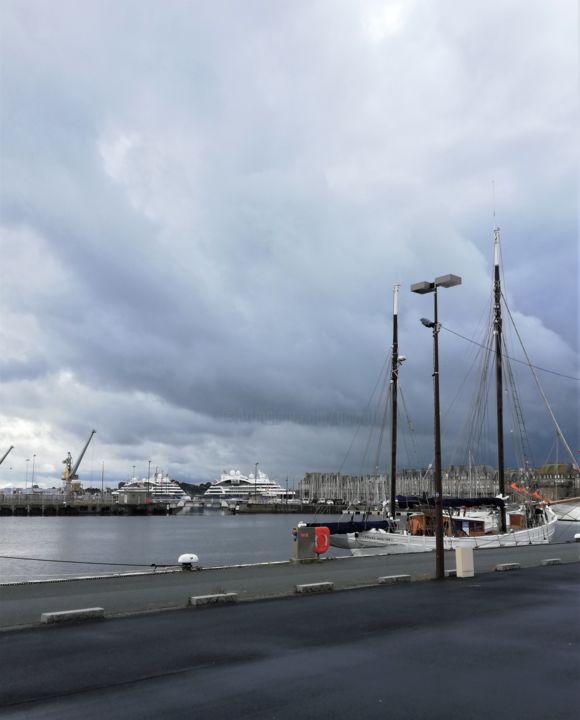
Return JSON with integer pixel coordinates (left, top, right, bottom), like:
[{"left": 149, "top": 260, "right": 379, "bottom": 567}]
[{"left": 1, "top": 541, "right": 579, "bottom": 630}]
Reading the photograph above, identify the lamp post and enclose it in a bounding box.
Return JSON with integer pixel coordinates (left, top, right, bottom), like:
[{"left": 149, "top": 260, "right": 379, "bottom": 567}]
[
  {"left": 31, "top": 454, "right": 36, "bottom": 487},
  {"left": 147, "top": 459, "right": 152, "bottom": 501},
  {"left": 411, "top": 274, "right": 462, "bottom": 580},
  {"left": 25, "top": 458, "right": 30, "bottom": 490}
]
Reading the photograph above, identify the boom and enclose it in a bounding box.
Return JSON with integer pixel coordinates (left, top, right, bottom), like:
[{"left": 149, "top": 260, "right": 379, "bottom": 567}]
[
  {"left": 0, "top": 446, "right": 14, "bottom": 466},
  {"left": 70, "top": 430, "right": 96, "bottom": 479},
  {"left": 62, "top": 430, "right": 96, "bottom": 491}
]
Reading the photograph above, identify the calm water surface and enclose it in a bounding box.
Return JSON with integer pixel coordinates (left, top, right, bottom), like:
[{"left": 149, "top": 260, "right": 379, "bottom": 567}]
[
  {"left": 0, "top": 514, "right": 576, "bottom": 583},
  {"left": 0, "top": 512, "right": 350, "bottom": 582}
]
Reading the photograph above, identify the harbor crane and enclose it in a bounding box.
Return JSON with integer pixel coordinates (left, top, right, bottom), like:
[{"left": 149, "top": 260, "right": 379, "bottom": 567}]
[
  {"left": 0, "top": 446, "right": 14, "bottom": 466},
  {"left": 61, "top": 430, "right": 96, "bottom": 493}
]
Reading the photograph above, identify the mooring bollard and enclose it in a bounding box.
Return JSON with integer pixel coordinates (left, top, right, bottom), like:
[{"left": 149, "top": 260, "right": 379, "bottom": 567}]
[{"left": 178, "top": 553, "right": 200, "bottom": 571}]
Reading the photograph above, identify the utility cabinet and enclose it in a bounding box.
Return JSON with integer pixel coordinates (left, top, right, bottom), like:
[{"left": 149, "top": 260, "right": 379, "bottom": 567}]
[{"left": 291, "top": 526, "right": 316, "bottom": 561}]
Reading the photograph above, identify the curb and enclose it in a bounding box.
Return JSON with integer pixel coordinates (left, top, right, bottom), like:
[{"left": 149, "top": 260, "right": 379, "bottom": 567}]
[
  {"left": 41, "top": 607, "right": 105, "bottom": 624},
  {"left": 295, "top": 582, "right": 334, "bottom": 594},
  {"left": 189, "top": 593, "right": 238, "bottom": 607}
]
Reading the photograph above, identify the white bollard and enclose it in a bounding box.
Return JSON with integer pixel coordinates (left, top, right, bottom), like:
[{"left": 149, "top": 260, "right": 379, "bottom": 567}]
[
  {"left": 178, "top": 553, "right": 200, "bottom": 571},
  {"left": 455, "top": 547, "right": 474, "bottom": 578}
]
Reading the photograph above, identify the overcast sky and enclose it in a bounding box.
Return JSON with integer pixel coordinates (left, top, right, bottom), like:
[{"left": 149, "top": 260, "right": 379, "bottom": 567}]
[{"left": 1, "top": 0, "right": 578, "bottom": 487}]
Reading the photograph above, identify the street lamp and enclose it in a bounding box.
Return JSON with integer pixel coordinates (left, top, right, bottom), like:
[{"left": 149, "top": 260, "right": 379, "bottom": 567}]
[
  {"left": 147, "top": 459, "right": 152, "bottom": 503},
  {"left": 31, "top": 454, "right": 36, "bottom": 486},
  {"left": 25, "top": 458, "right": 30, "bottom": 490},
  {"left": 411, "top": 273, "right": 462, "bottom": 580}
]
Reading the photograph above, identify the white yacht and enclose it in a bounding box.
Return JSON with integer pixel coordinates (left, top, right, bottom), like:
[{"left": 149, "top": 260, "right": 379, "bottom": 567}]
[
  {"left": 204, "top": 469, "right": 294, "bottom": 501},
  {"left": 122, "top": 473, "right": 191, "bottom": 505}
]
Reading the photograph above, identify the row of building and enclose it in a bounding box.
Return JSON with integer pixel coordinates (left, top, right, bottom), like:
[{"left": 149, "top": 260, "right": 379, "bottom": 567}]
[{"left": 301, "top": 463, "right": 580, "bottom": 505}]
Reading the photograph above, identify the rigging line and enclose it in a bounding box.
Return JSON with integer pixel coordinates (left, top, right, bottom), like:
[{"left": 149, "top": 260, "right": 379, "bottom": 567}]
[
  {"left": 441, "top": 303, "right": 491, "bottom": 439},
  {"left": 503, "top": 340, "right": 534, "bottom": 469},
  {"left": 501, "top": 295, "right": 579, "bottom": 469},
  {"left": 453, "top": 314, "right": 493, "bottom": 471},
  {"left": 354, "top": 356, "right": 391, "bottom": 479},
  {"left": 372, "top": 372, "right": 392, "bottom": 473},
  {"left": 542, "top": 433, "right": 558, "bottom": 468},
  {"left": 398, "top": 385, "right": 420, "bottom": 469},
  {"left": 337, "top": 354, "right": 390, "bottom": 474},
  {"left": 358, "top": 381, "right": 386, "bottom": 479},
  {"left": 440, "top": 325, "right": 580, "bottom": 381},
  {"left": 0, "top": 555, "right": 171, "bottom": 567}
]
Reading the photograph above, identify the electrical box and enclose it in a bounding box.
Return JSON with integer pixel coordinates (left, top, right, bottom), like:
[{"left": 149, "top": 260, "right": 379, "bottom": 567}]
[{"left": 291, "top": 526, "right": 317, "bottom": 561}]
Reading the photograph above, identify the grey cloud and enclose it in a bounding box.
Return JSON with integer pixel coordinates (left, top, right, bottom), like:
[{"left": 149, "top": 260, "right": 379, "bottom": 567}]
[{"left": 0, "top": 0, "right": 577, "bottom": 484}]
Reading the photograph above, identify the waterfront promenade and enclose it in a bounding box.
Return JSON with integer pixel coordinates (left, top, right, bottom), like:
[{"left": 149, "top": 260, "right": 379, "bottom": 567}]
[
  {"left": 1, "top": 541, "right": 579, "bottom": 630},
  {"left": 1, "top": 562, "right": 578, "bottom": 719}
]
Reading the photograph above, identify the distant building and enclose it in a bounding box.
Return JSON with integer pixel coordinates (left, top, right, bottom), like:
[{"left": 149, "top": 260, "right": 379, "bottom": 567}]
[
  {"left": 301, "top": 463, "right": 580, "bottom": 504},
  {"left": 535, "top": 463, "right": 580, "bottom": 499}
]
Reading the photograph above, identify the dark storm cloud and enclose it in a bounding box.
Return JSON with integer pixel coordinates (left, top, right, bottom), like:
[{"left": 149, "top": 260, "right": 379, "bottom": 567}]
[{"left": 0, "top": 0, "right": 577, "bottom": 483}]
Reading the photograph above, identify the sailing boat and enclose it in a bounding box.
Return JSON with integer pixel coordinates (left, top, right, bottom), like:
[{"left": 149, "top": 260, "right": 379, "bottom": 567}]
[
  {"left": 300, "top": 284, "right": 405, "bottom": 549},
  {"left": 314, "top": 227, "right": 559, "bottom": 553}
]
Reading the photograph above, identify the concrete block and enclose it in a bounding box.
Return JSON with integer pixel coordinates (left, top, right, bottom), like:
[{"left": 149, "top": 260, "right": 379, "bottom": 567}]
[
  {"left": 41, "top": 608, "right": 104, "bottom": 624},
  {"left": 377, "top": 574, "right": 411, "bottom": 584},
  {"left": 541, "top": 558, "right": 562, "bottom": 566},
  {"left": 495, "top": 563, "right": 521, "bottom": 572},
  {"left": 295, "top": 582, "right": 334, "bottom": 594},
  {"left": 189, "top": 593, "right": 238, "bottom": 607}
]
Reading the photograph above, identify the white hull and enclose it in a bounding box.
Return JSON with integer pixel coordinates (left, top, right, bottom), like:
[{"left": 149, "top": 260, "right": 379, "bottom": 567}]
[
  {"left": 204, "top": 469, "right": 293, "bottom": 502},
  {"left": 331, "top": 507, "right": 558, "bottom": 552}
]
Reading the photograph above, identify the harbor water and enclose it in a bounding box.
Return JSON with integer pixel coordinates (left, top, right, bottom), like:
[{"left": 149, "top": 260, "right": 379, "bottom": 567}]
[
  {"left": 0, "top": 513, "right": 576, "bottom": 583},
  {"left": 0, "top": 512, "right": 352, "bottom": 582}
]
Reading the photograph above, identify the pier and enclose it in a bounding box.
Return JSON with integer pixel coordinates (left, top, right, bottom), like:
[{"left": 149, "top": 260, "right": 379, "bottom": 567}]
[
  {"left": 0, "top": 494, "right": 181, "bottom": 516},
  {"left": 1, "top": 541, "right": 579, "bottom": 630}
]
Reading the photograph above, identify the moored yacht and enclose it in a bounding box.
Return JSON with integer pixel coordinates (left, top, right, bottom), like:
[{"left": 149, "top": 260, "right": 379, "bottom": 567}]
[
  {"left": 120, "top": 472, "right": 191, "bottom": 506},
  {"left": 204, "top": 469, "right": 294, "bottom": 502}
]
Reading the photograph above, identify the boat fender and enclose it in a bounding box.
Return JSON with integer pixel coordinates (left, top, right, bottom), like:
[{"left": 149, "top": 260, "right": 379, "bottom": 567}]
[
  {"left": 314, "top": 526, "right": 330, "bottom": 554},
  {"left": 178, "top": 553, "right": 200, "bottom": 571}
]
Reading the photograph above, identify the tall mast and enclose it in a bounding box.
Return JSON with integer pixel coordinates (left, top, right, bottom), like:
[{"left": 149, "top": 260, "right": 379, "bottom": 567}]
[
  {"left": 389, "top": 284, "right": 400, "bottom": 517},
  {"left": 493, "top": 228, "right": 507, "bottom": 530}
]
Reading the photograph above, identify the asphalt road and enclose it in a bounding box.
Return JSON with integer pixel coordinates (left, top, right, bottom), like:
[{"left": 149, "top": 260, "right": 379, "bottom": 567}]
[
  {"left": 2, "top": 542, "right": 579, "bottom": 630},
  {"left": 0, "top": 563, "right": 578, "bottom": 720}
]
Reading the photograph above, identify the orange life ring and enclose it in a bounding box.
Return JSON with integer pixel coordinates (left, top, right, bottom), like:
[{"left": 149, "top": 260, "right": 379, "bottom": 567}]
[{"left": 314, "top": 526, "right": 330, "bottom": 554}]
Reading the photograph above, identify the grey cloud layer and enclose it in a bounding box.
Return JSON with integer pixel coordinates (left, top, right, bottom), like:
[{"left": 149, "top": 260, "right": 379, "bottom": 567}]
[{"left": 1, "top": 0, "right": 577, "bottom": 482}]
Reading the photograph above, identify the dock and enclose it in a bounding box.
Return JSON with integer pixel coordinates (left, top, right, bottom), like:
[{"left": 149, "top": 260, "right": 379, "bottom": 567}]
[
  {"left": 1, "top": 541, "right": 579, "bottom": 630},
  {"left": 0, "top": 495, "right": 181, "bottom": 516}
]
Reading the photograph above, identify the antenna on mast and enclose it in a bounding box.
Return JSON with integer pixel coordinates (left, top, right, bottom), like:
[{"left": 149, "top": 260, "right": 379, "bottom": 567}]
[{"left": 492, "top": 180, "right": 500, "bottom": 268}]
